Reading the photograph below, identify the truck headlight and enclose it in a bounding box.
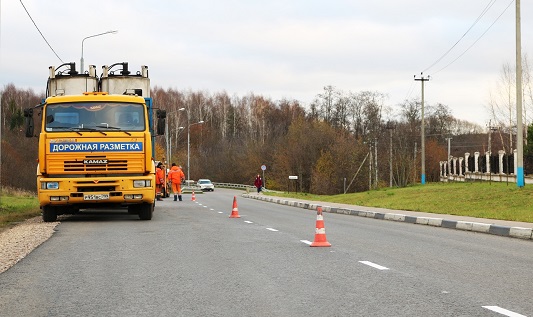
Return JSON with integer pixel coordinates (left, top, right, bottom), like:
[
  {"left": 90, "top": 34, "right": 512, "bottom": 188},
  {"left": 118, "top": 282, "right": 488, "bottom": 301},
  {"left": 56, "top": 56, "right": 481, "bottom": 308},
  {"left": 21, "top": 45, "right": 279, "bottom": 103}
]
[
  {"left": 41, "top": 182, "right": 59, "bottom": 190},
  {"left": 133, "top": 180, "right": 151, "bottom": 188}
]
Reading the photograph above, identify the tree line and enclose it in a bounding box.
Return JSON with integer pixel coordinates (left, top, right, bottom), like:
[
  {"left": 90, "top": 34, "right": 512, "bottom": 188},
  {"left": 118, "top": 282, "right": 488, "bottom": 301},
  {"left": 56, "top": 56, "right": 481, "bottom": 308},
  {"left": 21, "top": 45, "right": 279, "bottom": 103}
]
[{"left": 0, "top": 82, "right": 500, "bottom": 195}]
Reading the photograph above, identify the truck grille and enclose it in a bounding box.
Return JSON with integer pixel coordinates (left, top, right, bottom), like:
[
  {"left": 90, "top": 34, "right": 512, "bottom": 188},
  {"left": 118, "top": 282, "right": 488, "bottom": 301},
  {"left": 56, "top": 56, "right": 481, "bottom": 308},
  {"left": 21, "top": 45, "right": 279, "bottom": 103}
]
[
  {"left": 64, "top": 159, "right": 127, "bottom": 172},
  {"left": 46, "top": 154, "right": 145, "bottom": 174}
]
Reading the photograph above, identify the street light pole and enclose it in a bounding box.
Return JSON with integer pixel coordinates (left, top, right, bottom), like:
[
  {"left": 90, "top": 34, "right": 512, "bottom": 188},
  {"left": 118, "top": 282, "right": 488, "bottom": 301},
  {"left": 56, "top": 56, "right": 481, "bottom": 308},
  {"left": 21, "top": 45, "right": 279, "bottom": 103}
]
[
  {"left": 187, "top": 125, "right": 190, "bottom": 181},
  {"left": 80, "top": 30, "right": 118, "bottom": 73},
  {"left": 178, "top": 107, "right": 204, "bottom": 182},
  {"left": 168, "top": 126, "right": 184, "bottom": 164},
  {"left": 187, "top": 120, "right": 204, "bottom": 182},
  {"left": 178, "top": 108, "right": 189, "bottom": 180}
]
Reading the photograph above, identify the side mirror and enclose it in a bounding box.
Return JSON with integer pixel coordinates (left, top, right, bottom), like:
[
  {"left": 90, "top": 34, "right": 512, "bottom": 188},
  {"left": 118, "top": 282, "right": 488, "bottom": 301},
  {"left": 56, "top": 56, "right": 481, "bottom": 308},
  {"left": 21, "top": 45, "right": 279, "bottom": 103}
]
[
  {"left": 157, "top": 118, "right": 165, "bottom": 135},
  {"left": 24, "top": 108, "right": 34, "bottom": 137},
  {"left": 156, "top": 110, "right": 166, "bottom": 135}
]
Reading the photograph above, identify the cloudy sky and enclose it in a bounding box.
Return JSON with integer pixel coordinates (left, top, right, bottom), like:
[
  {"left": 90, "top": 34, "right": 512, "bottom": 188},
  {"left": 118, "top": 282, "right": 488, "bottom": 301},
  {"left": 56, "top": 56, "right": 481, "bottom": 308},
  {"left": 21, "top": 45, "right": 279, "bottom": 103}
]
[{"left": 1, "top": 0, "right": 531, "bottom": 125}]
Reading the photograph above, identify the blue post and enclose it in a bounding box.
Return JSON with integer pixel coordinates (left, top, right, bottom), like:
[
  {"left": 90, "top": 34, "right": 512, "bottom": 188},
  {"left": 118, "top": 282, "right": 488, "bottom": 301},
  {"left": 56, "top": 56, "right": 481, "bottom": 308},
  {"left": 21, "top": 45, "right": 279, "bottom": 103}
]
[
  {"left": 421, "top": 174, "right": 426, "bottom": 185},
  {"left": 517, "top": 167, "right": 525, "bottom": 187}
]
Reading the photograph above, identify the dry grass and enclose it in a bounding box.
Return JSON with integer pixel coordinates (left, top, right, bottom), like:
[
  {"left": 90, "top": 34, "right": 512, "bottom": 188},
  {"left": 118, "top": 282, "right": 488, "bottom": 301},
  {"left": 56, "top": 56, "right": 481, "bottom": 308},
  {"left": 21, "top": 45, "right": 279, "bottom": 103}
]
[{"left": 0, "top": 187, "right": 40, "bottom": 231}]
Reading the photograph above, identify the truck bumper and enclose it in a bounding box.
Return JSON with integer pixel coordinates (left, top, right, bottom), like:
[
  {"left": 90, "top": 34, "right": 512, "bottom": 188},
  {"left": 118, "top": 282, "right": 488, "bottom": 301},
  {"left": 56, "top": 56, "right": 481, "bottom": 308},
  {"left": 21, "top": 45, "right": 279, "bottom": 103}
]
[{"left": 38, "top": 176, "right": 155, "bottom": 207}]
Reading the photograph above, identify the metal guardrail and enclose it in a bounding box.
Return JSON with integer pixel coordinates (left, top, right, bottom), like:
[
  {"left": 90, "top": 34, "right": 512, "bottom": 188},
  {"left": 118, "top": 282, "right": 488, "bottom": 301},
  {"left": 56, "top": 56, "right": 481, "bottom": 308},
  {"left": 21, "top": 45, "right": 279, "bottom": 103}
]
[
  {"left": 182, "top": 182, "right": 275, "bottom": 193},
  {"left": 212, "top": 182, "right": 279, "bottom": 194},
  {"left": 181, "top": 185, "right": 202, "bottom": 194},
  {"left": 213, "top": 182, "right": 255, "bottom": 190}
]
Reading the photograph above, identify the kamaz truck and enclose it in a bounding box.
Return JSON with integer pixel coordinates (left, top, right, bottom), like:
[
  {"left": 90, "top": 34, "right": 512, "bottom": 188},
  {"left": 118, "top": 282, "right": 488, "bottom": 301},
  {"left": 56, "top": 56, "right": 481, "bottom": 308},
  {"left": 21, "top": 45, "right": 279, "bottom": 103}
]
[{"left": 24, "top": 62, "right": 166, "bottom": 222}]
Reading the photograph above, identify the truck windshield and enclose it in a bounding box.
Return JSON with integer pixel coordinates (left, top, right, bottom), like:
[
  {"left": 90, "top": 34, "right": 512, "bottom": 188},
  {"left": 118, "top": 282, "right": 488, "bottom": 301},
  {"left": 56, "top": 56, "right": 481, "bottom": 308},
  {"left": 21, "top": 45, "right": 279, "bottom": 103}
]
[{"left": 45, "top": 102, "right": 146, "bottom": 132}]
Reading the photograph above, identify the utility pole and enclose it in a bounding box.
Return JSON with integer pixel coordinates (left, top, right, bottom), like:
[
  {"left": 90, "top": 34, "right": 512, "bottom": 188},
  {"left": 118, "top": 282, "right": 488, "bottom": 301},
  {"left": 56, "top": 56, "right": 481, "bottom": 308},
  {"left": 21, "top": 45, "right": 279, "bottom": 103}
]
[
  {"left": 413, "top": 142, "right": 417, "bottom": 184},
  {"left": 374, "top": 138, "right": 378, "bottom": 188},
  {"left": 516, "top": 0, "right": 524, "bottom": 187},
  {"left": 369, "top": 142, "right": 373, "bottom": 191},
  {"left": 415, "top": 74, "right": 430, "bottom": 184},
  {"left": 386, "top": 123, "right": 394, "bottom": 187}
]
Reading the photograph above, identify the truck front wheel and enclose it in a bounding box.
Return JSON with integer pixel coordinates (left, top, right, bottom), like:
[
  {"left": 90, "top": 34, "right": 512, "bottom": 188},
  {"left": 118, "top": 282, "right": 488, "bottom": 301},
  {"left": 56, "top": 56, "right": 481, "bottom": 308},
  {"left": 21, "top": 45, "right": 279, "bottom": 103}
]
[
  {"left": 137, "top": 203, "right": 153, "bottom": 220},
  {"left": 42, "top": 206, "right": 58, "bottom": 222}
]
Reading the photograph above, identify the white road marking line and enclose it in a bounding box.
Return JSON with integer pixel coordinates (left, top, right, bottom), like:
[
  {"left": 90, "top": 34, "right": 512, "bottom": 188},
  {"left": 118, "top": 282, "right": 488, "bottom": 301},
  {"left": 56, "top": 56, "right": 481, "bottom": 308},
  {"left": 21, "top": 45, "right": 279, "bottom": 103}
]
[
  {"left": 244, "top": 221, "right": 253, "bottom": 224},
  {"left": 482, "top": 306, "right": 526, "bottom": 317},
  {"left": 359, "top": 261, "right": 389, "bottom": 270},
  {"left": 300, "top": 240, "right": 312, "bottom": 245},
  {"left": 210, "top": 208, "right": 214, "bottom": 211},
  {"left": 217, "top": 212, "right": 223, "bottom": 214},
  {"left": 203, "top": 206, "right": 208, "bottom": 208},
  {"left": 266, "top": 228, "right": 278, "bottom": 232}
]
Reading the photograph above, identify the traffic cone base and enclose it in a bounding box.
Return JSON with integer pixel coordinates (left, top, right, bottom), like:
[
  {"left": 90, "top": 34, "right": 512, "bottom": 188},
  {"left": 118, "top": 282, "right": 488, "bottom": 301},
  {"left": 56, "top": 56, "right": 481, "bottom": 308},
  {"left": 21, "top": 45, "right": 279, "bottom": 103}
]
[
  {"left": 310, "top": 207, "right": 331, "bottom": 247},
  {"left": 229, "top": 196, "right": 241, "bottom": 218}
]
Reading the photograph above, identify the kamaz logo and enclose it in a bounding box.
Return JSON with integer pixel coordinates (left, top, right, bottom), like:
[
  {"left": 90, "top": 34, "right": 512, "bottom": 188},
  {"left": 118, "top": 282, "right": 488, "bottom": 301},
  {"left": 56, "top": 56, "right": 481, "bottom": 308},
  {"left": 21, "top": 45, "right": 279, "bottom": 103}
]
[{"left": 83, "top": 159, "right": 108, "bottom": 165}]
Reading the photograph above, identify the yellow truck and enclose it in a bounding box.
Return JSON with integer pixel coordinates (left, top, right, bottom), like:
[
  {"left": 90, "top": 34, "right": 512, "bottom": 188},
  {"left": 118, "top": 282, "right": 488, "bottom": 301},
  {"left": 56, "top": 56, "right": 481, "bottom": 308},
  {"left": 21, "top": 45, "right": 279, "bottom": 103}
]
[{"left": 24, "top": 62, "right": 166, "bottom": 221}]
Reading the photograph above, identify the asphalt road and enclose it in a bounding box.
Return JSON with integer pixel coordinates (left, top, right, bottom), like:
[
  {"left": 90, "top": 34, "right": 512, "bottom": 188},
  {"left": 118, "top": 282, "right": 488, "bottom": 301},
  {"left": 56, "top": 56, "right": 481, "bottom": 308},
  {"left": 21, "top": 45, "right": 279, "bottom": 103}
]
[{"left": 0, "top": 188, "right": 532, "bottom": 317}]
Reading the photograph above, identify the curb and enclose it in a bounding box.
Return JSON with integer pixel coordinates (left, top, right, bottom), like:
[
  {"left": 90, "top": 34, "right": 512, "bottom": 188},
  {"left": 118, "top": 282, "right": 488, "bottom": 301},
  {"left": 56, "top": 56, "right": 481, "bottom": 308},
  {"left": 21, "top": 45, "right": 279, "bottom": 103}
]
[{"left": 241, "top": 194, "right": 533, "bottom": 241}]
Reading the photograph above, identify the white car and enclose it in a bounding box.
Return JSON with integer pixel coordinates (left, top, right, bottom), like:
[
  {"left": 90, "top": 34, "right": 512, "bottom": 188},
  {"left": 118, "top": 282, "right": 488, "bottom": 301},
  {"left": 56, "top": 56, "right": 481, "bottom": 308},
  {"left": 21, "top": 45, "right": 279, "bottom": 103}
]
[{"left": 197, "top": 179, "right": 214, "bottom": 192}]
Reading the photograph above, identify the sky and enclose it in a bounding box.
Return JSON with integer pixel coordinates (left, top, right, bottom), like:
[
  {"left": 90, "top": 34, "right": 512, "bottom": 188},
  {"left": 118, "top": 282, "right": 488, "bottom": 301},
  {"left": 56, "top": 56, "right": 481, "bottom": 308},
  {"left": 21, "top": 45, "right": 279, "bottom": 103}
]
[{"left": 1, "top": 0, "right": 531, "bottom": 126}]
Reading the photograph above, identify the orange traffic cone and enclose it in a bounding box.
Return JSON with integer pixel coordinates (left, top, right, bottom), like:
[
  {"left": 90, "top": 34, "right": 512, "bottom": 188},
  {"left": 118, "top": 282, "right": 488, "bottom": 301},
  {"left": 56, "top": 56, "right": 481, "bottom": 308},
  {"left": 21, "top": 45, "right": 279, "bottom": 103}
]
[
  {"left": 310, "top": 207, "right": 331, "bottom": 247},
  {"left": 191, "top": 190, "right": 196, "bottom": 201},
  {"left": 229, "top": 196, "right": 240, "bottom": 218}
]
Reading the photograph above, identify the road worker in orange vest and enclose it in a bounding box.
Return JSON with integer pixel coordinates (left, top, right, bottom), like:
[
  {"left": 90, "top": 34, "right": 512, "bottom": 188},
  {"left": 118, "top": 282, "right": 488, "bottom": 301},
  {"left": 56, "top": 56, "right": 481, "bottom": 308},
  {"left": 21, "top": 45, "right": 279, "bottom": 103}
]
[{"left": 168, "top": 163, "right": 185, "bottom": 201}]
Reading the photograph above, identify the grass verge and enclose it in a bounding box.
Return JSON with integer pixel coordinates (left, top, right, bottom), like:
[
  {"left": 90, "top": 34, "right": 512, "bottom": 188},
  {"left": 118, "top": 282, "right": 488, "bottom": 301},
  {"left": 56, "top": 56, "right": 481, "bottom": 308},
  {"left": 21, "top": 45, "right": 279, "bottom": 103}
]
[
  {"left": 266, "top": 182, "right": 533, "bottom": 223},
  {"left": 0, "top": 187, "right": 40, "bottom": 231}
]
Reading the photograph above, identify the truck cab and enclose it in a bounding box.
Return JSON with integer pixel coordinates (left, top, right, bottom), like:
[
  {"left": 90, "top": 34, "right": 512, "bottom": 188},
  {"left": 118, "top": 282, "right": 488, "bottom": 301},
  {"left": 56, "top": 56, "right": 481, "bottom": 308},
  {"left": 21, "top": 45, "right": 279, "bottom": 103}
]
[{"left": 24, "top": 62, "right": 166, "bottom": 222}]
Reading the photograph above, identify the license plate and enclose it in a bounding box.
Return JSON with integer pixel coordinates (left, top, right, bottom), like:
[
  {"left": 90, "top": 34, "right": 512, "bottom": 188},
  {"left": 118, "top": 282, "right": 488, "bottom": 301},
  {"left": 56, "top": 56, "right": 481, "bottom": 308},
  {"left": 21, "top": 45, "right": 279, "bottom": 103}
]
[{"left": 83, "top": 194, "right": 109, "bottom": 201}]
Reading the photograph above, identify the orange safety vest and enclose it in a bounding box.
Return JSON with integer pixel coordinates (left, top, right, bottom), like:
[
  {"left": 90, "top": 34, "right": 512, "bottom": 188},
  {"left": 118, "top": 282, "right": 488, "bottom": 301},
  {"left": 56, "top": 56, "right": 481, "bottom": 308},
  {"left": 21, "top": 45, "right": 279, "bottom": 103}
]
[
  {"left": 156, "top": 167, "right": 164, "bottom": 185},
  {"left": 168, "top": 166, "right": 185, "bottom": 184}
]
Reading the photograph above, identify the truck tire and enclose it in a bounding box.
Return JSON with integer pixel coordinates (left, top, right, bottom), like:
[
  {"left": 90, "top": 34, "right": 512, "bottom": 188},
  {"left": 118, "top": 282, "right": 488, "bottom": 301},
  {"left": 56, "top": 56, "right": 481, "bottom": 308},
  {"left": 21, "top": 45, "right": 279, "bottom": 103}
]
[
  {"left": 138, "top": 203, "right": 153, "bottom": 220},
  {"left": 42, "top": 206, "right": 57, "bottom": 222}
]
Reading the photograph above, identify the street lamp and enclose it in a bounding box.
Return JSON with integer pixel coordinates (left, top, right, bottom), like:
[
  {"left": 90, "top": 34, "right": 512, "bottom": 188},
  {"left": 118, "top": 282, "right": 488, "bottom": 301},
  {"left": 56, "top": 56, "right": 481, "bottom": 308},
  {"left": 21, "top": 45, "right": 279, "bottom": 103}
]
[
  {"left": 178, "top": 107, "right": 204, "bottom": 183},
  {"left": 80, "top": 30, "right": 118, "bottom": 73},
  {"left": 168, "top": 127, "right": 185, "bottom": 164}
]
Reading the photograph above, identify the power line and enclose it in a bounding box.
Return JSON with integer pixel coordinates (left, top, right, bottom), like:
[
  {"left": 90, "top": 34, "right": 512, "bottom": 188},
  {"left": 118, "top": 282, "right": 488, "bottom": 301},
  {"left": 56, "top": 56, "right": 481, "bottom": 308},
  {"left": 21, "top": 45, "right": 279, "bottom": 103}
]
[
  {"left": 19, "top": 0, "right": 63, "bottom": 63},
  {"left": 430, "top": 0, "right": 514, "bottom": 76},
  {"left": 423, "top": 0, "right": 498, "bottom": 74},
  {"left": 404, "top": 80, "right": 416, "bottom": 102}
]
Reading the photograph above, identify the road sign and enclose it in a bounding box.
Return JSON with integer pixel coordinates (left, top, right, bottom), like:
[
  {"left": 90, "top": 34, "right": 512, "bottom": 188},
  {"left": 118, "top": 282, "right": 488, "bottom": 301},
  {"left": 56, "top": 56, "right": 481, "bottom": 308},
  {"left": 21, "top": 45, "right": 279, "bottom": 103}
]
[
  {"left": 289, "top": 175, "right": 298, "bottom": 180},
  {"left": 261, "top": 165, "right": 266, "bottom": 171}
]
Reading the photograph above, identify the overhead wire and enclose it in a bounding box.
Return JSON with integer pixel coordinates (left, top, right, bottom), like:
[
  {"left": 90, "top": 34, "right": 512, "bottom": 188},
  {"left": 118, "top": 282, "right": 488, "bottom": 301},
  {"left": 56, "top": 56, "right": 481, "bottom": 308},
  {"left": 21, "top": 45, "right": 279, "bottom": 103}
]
[
  {"left": 405, "top": 1, "right": 499, "bottom": 104},
  {"left": 403, "top": 80, "right": 416, "bottom": 102},
  {"left": 430, "top": 0, "right": 514, "bottom": 76},
  {"left": 422, "top": 0, "right": 498, "bottom": 74},
  {"left": 19, "top": 0, "right": 63, "bottom": 63}
]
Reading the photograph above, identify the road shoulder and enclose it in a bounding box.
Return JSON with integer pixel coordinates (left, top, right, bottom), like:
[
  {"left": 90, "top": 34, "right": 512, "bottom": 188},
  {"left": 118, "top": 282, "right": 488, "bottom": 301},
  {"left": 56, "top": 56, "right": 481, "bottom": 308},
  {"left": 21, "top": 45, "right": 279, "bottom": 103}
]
[{"left": 243, "top": 193, "right": 533, "bottom": 241}]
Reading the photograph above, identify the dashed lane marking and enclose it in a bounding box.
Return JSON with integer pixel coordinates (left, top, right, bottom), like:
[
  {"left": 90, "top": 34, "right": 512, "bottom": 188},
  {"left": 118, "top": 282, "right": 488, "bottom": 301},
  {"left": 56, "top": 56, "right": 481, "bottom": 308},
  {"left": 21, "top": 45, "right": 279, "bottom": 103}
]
[
  {"left": 266, "top": 228, "right": 279, "bottom": 232},
  {"left": 300, "top": 240, "right": 312, "bottom": 245},
  {"left": 244, "top": 221, "right": 253, "bottom": 224},
  {"left": 482, "top": 306, "right": 526, "bottom": 317},
  {"left": 359, "top": 261, "right": 389, "bottom": 270}
]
